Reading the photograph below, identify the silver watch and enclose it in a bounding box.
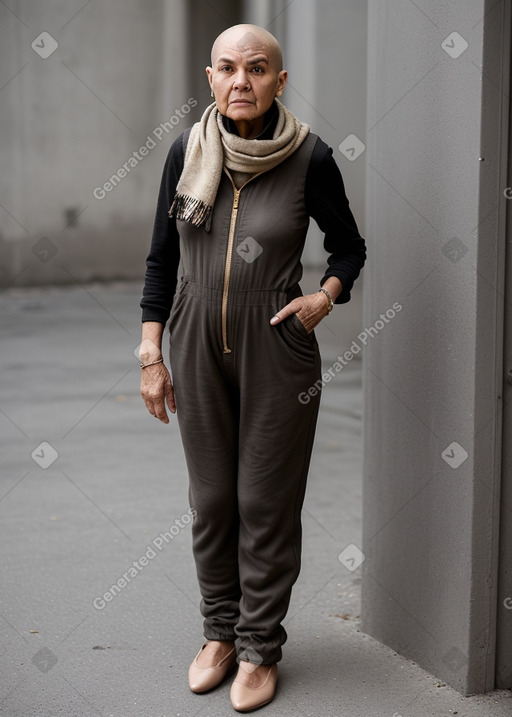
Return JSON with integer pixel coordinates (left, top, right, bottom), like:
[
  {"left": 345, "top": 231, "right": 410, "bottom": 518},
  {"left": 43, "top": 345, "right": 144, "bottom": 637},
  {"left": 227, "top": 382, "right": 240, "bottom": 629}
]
[{"left": 318, "top": 288, "right": 333, "bottom": 314}]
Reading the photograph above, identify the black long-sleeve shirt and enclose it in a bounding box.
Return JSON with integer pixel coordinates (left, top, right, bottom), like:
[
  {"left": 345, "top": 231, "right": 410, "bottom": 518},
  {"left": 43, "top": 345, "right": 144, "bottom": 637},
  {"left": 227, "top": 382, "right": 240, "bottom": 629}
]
[{"left": 140, "top": 101, "right": 366, "bottom": 325}]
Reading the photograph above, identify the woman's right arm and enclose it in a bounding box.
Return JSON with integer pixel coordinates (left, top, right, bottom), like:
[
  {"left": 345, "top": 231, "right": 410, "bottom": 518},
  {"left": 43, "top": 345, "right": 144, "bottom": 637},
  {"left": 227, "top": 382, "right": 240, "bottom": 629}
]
[
  {"left": 139, "top": 131, "right": 187, "bottom": 422},
  {"left": 140, "top": 133, "right": 185, "bottom": 326},
  {"left": 140, "top": 320, "right": 176, "bottom": 422}
]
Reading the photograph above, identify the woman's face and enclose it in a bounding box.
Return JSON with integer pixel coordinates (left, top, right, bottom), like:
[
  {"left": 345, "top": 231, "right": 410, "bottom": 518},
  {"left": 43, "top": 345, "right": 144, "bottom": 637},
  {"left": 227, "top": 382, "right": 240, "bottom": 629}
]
[{"left": 206, "top": 32, "right": 287, "bottom": 127}]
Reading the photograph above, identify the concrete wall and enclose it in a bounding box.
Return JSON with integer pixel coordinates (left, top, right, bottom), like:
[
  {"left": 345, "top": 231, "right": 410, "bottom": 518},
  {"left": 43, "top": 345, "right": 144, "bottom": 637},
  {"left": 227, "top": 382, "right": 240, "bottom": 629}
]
[
  {"left": 361, "top": 0, "right": 509, "bottom": 695},
  {"left": 0, "top": 0, "right": 189, "bottom": 286},
  {"left": 184, "top": 0, "right": 242, "bottom": 125},
  {"left": 0, "top": 0, "right": 367, "bottom": 286}
]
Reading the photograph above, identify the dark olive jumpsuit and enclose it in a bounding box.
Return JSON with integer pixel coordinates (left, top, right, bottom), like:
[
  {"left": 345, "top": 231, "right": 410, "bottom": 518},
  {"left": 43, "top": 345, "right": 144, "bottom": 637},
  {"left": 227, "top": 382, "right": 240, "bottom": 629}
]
[
  {"left": 141, "top": 117, "right": 366, "bottom": 665},
  {"left": 168, "top": 131, "right": 321, "bottom": 665}
]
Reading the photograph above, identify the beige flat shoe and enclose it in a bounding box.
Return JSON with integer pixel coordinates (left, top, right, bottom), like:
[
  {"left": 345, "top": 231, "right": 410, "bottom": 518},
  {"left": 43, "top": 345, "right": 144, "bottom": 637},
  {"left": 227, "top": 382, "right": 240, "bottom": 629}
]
[
  {"left": 230, "top": 661, "right": 278, "bottom": 712},
  {"left": 188, "top": 641, "right": 237, "bottom": 693}
]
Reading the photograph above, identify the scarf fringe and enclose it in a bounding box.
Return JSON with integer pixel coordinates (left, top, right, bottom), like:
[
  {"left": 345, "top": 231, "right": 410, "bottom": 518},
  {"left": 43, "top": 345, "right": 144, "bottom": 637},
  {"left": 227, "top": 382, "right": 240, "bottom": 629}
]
[{"left": 169, "top": 192, "right": 213, "bottom": 230}]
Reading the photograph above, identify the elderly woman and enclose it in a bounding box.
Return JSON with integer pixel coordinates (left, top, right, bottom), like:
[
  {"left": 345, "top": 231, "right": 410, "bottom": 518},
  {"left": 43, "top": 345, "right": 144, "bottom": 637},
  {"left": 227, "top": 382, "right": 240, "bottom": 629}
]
[{"left": 140, "top": 24, "right": 366, "bottom": 712}]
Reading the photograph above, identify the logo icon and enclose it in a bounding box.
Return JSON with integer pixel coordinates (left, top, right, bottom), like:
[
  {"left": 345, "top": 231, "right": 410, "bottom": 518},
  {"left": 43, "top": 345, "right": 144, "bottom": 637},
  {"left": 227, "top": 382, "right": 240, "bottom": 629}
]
[
  {"left": 338, "top": 543, "right": 365, "bottom": 571},
  {"left": 237, "top": 647, "right": 263, "bottom": 665},
  {"left": 441, "top": 32, "right": 468, "bottom": 59},
  {"left": 441, "top": 442, "right": 468, "bottom": 469},
  {"left": 338, "top": 134, "right": 365, "bottom": 161},
  {"left": 237, "top": 236, "right": 263, "bottom": 264},
  {"left": 31, "top": 32, "right": 59, "bottom": 59},
  {"left": 31, "top": 442, "right": 59, "bottom": 469},
  {"left": 32, "top": 647, "right": 58, "bottom": 673},
  {"left": 441, "top": 237, "right": 468, "bottom": 263},
  {"left": 32, "top": 237, "right": 58, "bottom": 263},
  {"left": 442, "top": 646, "right": 467, "bottom": 672}
]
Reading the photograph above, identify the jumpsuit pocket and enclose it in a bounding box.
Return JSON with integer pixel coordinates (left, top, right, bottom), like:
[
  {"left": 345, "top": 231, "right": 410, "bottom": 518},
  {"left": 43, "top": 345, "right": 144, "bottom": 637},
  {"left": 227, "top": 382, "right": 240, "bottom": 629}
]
[
  {"left": 290, "top": 313, "right": 314, "bottom": 341},
  {"left": 168, "top": 291, "right": 187, "bottom": 337},
  {"left": 277, "top": 313, "right": 317, "bottom": 364}
]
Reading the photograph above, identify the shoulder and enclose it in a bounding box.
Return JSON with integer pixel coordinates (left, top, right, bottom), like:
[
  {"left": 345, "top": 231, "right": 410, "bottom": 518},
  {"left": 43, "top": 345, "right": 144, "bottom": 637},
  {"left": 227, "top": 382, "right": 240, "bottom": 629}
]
[
  {"left": 305, "top": 134, "right": 347, "bottom": 188},
  {"left": 304, "top": 134, "right": 352, "bottom": 213},
  {"left": 308, "top": 134, "right": 335, "bottom": 171},
  {"left": 288, "top": 132, "right": 330, "bottom": 176}
]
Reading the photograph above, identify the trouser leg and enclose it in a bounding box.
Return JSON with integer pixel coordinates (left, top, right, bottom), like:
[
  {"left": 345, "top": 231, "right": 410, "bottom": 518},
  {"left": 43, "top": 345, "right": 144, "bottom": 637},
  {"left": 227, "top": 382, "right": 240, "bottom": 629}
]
[
  {"left": 231, "top": 302, "right": 322, "bottom": 664},
  {"left": 235, "top": 394, "right": 320, "bottom": 664},
  {"left": 184, "top": 392, "right": 241, "bottom": 642},
  {"left": 169, "top": 295, "right": 241, "bottom": 641}
]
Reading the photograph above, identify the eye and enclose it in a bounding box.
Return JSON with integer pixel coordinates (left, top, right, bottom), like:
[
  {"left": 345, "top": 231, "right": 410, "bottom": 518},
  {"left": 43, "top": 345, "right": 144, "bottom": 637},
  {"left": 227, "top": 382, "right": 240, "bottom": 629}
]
[
  {"left": 220, "top": 65, "right": 232, "bottom": 72},
  {"left": 251, "top": 66, "right": 264, "bottom": 73}
]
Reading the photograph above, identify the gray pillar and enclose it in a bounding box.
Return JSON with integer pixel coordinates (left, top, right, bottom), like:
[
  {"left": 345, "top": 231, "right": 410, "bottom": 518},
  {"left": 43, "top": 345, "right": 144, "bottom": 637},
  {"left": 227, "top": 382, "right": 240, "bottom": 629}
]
[
  {"left": 361, "top": 0, "right": 510, "bottom": 695},
  {"left": 496, "top": 22, "right": 512, "bottom": 689}
]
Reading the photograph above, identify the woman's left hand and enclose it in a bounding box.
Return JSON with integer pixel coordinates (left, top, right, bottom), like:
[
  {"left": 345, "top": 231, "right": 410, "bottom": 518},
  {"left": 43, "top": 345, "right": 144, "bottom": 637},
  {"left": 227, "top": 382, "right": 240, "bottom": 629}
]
[{"left": 270, "top": 291, "right": 330, "bottom": 333}]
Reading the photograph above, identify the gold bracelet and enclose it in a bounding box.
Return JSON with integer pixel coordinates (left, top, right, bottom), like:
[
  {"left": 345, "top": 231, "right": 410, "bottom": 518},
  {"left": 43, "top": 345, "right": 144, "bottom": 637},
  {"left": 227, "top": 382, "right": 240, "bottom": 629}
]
[{"left": 140, "top": 357, "right": 163, "bottom": 369}]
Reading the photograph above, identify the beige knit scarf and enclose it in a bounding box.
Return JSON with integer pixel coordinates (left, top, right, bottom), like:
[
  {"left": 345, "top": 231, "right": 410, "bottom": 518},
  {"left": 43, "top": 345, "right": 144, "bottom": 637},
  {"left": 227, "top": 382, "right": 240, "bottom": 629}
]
[{"left": 168, "top": 99, "right": 310, "bottom": 231}]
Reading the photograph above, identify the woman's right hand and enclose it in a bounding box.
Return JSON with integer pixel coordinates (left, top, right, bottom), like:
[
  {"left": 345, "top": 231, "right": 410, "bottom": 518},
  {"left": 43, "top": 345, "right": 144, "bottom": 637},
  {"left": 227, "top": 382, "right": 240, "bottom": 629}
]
[{"left": 140, "top": 362, "right": 176, "bottom": 423}]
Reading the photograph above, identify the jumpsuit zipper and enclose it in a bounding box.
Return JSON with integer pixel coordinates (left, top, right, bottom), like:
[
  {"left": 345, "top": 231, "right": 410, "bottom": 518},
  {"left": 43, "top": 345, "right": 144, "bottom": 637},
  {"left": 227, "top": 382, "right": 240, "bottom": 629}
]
[
  {"left": 221, "top": 188, "right": 240, "bottom": 353},
  {"left": 221, "top": 171, "right": 265, "bottom": 354}
]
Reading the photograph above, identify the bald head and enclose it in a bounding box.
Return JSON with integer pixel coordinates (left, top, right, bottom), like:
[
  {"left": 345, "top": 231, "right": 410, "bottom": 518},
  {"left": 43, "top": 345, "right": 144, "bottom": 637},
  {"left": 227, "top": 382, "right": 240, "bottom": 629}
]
[
  {"left": 206, "top": 23, "right": 287, "bottom": 137},
  {"left": 211, "top": 24, "right": 283, "bottom": 72}
]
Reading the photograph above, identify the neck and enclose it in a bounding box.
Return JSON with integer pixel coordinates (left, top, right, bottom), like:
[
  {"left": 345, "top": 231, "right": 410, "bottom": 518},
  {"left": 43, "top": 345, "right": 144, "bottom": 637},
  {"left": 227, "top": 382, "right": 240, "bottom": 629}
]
[{"left": 234, "top": 116, "right": 265, "bottom": 139}]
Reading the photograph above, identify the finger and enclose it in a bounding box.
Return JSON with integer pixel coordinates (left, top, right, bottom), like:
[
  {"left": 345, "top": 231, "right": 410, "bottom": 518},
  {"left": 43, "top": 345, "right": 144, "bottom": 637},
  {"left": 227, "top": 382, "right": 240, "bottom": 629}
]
[
  {"left": 151, "top": 395, "right": 169, "bottom": 424},
  {"left": 166, "top": 382, "right": 176, "bottom": 414},
  {"left": 270, "top": 300, "right": 301, "bottom": 325},
  {"left": 144, "top": 400, "right": 160, "bottom": 420},
  {"left": 294, "top": 313, "right": 312, "bottom": 333}
]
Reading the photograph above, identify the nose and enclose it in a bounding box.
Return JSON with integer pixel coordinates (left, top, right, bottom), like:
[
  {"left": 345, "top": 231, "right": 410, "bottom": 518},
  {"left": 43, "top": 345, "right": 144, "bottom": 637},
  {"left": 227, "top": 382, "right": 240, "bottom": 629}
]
[{"left": 233, "top": 69, "right": 250, "bottom": 91}]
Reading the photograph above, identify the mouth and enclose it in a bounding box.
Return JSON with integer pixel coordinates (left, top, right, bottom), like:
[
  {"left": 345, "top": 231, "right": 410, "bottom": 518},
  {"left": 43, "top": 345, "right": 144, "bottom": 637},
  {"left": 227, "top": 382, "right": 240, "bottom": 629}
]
[{"left": 230, "top": 99, "right": 253, "bottom": 105}]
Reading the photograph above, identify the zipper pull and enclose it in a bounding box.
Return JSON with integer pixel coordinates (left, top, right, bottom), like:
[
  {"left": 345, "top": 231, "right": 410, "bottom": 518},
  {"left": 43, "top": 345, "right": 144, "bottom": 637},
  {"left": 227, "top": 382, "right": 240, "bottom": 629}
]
[{"left": 233, "top": 191, "right": 240, "bottom": 209}]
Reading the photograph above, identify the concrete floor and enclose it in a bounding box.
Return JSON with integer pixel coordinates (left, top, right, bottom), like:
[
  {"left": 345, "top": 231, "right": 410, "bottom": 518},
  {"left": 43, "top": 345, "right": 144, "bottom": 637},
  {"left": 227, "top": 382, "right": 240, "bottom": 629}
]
[{"left": 0, "top": 274, "right": 510, "bottom": 716}]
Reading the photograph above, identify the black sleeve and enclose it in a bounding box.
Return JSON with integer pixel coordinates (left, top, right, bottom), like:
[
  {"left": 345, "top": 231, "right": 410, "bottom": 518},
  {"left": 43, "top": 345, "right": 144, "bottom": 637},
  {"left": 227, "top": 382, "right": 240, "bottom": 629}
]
[
  {"left": 139, "top": 129, "right": 189, "bottom": 325},
  {"left": 305, "top": 137, "right": 367, "bottom": 304}
]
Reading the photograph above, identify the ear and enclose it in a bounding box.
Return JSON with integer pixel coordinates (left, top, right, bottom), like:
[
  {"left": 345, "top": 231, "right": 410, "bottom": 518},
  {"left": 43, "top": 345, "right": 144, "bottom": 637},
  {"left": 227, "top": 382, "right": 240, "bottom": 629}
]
[
  {"left": 205, "top": 66, "right": 213, "bottom": 87},
  {"left": 275, "top": 69, "right": 288, "bottom": 97}
]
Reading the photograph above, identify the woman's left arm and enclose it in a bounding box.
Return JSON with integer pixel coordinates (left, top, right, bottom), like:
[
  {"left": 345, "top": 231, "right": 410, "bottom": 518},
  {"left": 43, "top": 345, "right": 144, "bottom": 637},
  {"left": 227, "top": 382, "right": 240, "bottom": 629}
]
[{"left": 270, "top": 139, "right": 367, "bottom": 332}]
